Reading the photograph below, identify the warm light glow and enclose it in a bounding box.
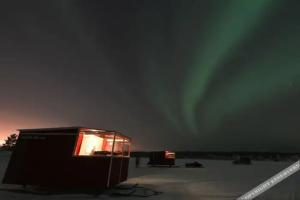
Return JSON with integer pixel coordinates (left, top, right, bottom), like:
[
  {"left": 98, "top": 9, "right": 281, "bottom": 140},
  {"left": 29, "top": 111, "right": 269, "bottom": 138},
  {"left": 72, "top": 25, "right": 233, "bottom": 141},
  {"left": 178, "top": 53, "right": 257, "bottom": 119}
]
[
  {"left": 165, "top": 151, "right": 175, "bottom": 159},
  {"left": 0, "top": 116, "right": 48, "bottom": 143},
  {"left": 107, "top": 139, "right": 124, "bottom": 142},
  {"left": 79, "top": 134, "right": 103, "bottom": 155},
  {"left": 74, "top": 132, "right": 131, "bottom": 157}
]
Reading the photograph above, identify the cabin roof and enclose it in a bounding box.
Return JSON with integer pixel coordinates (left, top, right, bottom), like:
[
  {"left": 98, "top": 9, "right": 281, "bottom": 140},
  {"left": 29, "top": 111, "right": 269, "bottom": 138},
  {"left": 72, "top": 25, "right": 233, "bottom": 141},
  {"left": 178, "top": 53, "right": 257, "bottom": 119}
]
[{"left": 18, "top": 127, "right": 131, "bottom": 140}]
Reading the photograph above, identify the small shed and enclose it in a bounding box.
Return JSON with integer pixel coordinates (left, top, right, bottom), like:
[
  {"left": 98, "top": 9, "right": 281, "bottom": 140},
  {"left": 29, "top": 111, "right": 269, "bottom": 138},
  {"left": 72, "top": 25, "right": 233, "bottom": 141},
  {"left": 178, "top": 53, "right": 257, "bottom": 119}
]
[
  {"left": 2, "top": 127, "right": 131, "bottom": 188},
  {"left": 148, "top": 151, "right": 175, "bottom": 166}
]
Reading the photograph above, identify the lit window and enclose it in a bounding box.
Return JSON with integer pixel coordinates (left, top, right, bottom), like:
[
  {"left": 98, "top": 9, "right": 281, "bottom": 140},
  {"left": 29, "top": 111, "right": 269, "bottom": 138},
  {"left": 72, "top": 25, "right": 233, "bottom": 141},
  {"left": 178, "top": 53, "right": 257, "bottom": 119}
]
[
  {"left": 165, "top": 151, "right": 175, "bottom": 159},
  {"left": 73, "top": 131, "right": 130, "bottom": 157}
]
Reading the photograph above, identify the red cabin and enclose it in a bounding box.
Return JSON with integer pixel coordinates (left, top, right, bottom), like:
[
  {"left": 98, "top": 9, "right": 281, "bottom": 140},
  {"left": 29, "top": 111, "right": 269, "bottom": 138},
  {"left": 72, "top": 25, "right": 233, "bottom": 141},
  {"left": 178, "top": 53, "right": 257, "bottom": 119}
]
[
  {"left": 2, "top": 127, "right": 131, "bottom": 188},
  {"left": 148, "top": 151, "right": 175, "bottom": 166}
]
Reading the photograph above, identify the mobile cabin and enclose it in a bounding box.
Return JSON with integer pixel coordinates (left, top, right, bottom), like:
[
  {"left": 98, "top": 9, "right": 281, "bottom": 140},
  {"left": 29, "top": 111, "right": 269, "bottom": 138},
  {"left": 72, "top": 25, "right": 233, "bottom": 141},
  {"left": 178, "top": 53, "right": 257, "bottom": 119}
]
[
  {"left": 148, "top": 151, "right": 175, "bottom": 166},
  {"left": 2, "top": 127, "right": 131, "bottom": 188}
]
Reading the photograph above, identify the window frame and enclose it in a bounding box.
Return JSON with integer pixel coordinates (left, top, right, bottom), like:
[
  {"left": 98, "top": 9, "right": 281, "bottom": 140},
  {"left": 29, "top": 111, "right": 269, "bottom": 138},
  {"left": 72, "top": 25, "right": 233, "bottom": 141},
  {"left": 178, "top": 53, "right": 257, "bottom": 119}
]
[{"left": 72, "top": 129, "right": 131, "bottom": 158}]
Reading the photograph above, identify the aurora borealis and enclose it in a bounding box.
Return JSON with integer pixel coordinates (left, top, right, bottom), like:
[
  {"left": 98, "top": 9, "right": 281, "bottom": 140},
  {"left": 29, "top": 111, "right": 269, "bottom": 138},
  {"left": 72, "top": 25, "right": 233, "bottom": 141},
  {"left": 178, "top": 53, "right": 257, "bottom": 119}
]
[
  {"left": 1, "top": 0, "right": 300, "bottom": 151},
  {"left": 182, "top": 0, "right": 276, "bottom": 133}
]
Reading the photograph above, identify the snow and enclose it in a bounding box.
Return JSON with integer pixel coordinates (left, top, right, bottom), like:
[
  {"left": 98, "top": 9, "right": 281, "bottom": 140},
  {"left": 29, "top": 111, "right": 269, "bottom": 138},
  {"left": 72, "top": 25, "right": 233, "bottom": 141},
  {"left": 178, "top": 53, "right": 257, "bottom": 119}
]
[{"left": 0, "top": 151, "right": 299, "bottom": 200}]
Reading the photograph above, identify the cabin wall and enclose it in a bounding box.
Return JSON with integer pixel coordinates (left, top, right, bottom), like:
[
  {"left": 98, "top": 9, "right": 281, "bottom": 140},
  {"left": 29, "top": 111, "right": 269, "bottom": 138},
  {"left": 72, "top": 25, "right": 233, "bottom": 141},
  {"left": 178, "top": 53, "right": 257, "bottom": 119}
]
[
  {"left": 2, "top": 130, "right": 130, "bottom": 188},
  {"left": 3, "top": 131, "right": 77, "bottom": 185},
  {"left": 108, "top": 157, "right": 130, "bottom": 187}
]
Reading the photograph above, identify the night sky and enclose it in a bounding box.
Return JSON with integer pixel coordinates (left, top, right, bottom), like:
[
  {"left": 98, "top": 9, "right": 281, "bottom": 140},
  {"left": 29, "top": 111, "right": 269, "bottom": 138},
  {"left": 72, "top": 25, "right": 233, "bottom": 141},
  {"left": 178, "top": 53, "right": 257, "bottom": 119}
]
[{"left": 1, "top": 0, "right": 300, "bottom": 151}]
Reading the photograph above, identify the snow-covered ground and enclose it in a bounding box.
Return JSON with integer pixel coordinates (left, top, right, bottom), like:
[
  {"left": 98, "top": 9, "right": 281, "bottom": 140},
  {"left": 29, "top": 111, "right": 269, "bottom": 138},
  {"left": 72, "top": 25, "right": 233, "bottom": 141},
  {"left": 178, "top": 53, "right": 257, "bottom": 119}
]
[{"left": 0, "top": 151, "right": 299, "bottom": 200}]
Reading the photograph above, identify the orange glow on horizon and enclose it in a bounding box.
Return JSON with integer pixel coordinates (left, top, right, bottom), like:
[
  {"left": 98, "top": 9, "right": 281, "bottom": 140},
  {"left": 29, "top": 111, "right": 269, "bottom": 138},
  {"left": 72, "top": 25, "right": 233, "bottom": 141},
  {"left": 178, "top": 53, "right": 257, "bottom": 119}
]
[
  {"left": 0, "top": 114, "right": 72, "bottom": 142},
  {"left": 0, "top": 128, "right": 18, "bottom": 141}
]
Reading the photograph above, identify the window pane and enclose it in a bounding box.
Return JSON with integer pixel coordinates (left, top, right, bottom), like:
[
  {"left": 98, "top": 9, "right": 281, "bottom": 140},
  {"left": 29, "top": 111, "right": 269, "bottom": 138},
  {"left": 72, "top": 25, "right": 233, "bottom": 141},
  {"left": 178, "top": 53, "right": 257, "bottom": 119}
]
[
  {"left": 165, "top": 151, "right": 175, "bottom": 159},
  {"left": 74, "top": 132, "right": 114, "bottom": 156},
  {"left": 123, "top": 142, "right": 130, "bottom": 157},
  {"left": 114, "top": 138, "right": 123, "bottom": 156},
  {"left": 79, "top": 134, "right": 103, "bottom": 155}
]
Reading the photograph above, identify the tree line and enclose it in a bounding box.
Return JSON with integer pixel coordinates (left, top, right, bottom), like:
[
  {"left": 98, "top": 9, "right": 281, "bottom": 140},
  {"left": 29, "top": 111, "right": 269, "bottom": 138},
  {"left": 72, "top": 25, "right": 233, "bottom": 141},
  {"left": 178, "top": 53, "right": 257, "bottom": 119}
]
[{"left": 0, "top": 133, "right": 18, "bottom": 151}]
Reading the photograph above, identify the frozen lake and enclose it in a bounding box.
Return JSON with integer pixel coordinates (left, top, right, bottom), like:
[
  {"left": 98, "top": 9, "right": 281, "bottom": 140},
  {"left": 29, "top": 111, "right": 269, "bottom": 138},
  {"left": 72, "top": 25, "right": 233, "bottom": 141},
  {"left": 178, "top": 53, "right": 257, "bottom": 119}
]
[{"left": 0, "top": 152, "right": 299, "bottom": 200}]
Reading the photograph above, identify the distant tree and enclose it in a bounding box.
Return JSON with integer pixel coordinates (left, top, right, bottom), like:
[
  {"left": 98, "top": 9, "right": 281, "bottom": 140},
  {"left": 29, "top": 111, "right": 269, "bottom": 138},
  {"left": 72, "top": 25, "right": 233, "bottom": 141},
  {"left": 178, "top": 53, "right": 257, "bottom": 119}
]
[{"left": 1, "top": 134, "right": 18, "bottom": 151}]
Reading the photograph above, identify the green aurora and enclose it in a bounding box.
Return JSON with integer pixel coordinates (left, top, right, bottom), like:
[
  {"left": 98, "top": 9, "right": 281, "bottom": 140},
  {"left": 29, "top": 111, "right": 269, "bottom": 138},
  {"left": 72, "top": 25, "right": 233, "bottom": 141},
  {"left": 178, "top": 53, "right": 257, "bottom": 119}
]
[
  {"left": 141, "top": 0, "right": 300, "bottom": 140},
  {"left": 182, "top": 0, "right": 278, "bottom": 133}
]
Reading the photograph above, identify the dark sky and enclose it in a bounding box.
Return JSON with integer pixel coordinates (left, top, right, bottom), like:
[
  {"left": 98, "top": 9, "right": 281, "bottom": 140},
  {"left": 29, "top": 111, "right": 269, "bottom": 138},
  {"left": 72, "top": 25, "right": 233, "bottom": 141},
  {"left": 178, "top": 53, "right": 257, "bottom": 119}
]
[{"left": 1, "top": 0, "right": 300, "bottom": 151}]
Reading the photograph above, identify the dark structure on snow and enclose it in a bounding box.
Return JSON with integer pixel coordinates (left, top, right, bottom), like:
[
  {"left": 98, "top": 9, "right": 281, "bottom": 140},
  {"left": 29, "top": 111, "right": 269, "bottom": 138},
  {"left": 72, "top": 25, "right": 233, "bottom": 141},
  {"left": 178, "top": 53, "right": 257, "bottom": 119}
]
[
  {"left": 3, "top": 127, "right": 131, "bottom": 188},
  {"left": 148, "top": 151, "right": 175, "bottom": 166}
]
